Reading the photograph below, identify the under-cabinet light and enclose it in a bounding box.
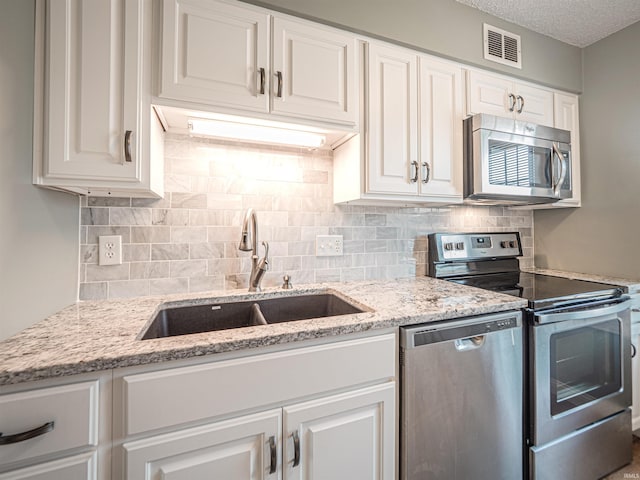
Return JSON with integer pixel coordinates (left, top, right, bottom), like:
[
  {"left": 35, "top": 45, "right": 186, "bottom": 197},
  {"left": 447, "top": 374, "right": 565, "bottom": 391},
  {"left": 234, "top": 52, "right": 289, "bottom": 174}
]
[{"left": 187, "top": 118, "right": 327, "bottom": 148}]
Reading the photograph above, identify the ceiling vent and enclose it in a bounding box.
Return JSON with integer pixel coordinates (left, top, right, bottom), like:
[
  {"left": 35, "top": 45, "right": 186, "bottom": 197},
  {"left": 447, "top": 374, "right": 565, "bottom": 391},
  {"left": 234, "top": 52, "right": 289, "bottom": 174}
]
[{"left": 483, "top": 24, "right": 522, "bottom": 69}]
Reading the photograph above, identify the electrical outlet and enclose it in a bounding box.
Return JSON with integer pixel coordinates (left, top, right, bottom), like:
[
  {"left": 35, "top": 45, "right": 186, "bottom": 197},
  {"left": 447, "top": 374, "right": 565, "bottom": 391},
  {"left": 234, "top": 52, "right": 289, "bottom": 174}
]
[
  {"left": 99, "top": 235, "right": 122, "bottom": 266},
  {"left": 316, "top": 235, "right": 343, "bottom": 256}
]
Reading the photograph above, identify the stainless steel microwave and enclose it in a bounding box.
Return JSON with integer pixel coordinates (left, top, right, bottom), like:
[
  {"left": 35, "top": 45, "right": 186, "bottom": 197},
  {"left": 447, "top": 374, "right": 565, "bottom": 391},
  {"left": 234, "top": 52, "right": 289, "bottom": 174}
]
[{"left": 463, "top": 113, "right": 572, "bottom": 205}]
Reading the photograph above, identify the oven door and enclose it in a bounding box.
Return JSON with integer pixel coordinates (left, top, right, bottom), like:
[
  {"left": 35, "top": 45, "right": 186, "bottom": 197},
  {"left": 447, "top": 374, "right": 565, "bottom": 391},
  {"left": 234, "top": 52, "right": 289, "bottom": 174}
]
[
  {"left": 472, "top": 128, "right": 572, "bottom": 202},
  {"left": 530, "top": 299, "right": 631, "bottom": 446}
]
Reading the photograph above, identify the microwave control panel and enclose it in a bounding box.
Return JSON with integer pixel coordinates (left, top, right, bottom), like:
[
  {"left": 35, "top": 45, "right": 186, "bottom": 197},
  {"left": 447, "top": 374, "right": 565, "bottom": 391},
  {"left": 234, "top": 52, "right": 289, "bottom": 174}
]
[{"left": 434, "top": 232, "right": 522, "bottom": 261}]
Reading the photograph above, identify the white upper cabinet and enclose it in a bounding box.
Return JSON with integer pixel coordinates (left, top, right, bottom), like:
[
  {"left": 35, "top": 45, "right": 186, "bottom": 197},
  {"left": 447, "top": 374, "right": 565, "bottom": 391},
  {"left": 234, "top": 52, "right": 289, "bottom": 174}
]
[
  {"left": 366, "top": 43, "right": 419, "bottom": 196},
  {"left": 334, "top": 42, "right": 463, "bottom": 206},
  {"left": 159, "top": 0, "right": 270, "bottom": 112},
  {"left": 271, "top": 17, "right": 358, "bottom": 125},
  {"left": 551, "top": 92, "right": 581, "bottom": 207},
  {"left": 466, "top": 69, "right": 554, "bottom": 126},
  {"left": 418, "top": 56, "right": 464, "bottom": 202},
  {"left": 33, "top": 0, "right": 164, "bottom": 198},
  {"left": 159, "top": 0, "right": 358, "bottom": 127}
]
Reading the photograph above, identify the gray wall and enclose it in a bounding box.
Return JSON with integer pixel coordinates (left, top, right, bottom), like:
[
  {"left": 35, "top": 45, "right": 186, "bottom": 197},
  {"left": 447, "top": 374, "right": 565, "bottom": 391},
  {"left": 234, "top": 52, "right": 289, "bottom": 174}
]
[
  {"left": 0, "top": 0, "right": 79, "bottom": 340},
  {"left": 534, "top": 21, "right": 640, "bottom": 280},
  {"left": 243, "top": 0, "right": 582, "bottom": 92}
]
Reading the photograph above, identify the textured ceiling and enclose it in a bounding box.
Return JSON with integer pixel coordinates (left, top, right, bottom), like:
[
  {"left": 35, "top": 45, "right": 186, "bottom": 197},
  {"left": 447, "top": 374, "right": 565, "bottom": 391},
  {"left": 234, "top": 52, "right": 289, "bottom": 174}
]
[{"left": 456, "top": 0, "right": 640, "bottom": 47}]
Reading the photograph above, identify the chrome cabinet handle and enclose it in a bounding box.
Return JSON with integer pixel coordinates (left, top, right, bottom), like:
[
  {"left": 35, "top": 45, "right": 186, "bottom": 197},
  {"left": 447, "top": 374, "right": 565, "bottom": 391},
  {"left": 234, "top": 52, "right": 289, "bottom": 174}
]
[
  {"left": 516, "top": 95, "right": 525, "bottom": 113},
  {"left": 258, "top": 67, "right": 266, "bottom": 95},
  {"left": 410, "top": 160, "right": 419, "bottom": 183},
  {"left": 508, "top": 93, "right": 516, "bottom": 112},
  {"left": 292, "top": 431, "right": 300, "bottom": 467},
  {"left": 124, "top": 130, "right": 133, "bottom": 163},
  {"left": 268, "top": 435, "right": 277, "bottom": 474},
  {"left": 422, "top": 162, "right": 430, "bottom": 184},
  {"left": 275, "top": 71, "right": 283, "bottom": 98},
  {"left": 0, "top": 421, "right": 54, "bottom": 445},
  {"left": 551, "top": 142, "right": 567, "bottom": 197}
]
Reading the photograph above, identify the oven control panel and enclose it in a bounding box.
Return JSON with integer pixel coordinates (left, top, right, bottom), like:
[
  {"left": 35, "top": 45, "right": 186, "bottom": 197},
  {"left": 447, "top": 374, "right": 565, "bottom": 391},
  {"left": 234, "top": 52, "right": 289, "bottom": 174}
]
[{"left": 430, "top": 232, "right": 522, "bottom": 261}]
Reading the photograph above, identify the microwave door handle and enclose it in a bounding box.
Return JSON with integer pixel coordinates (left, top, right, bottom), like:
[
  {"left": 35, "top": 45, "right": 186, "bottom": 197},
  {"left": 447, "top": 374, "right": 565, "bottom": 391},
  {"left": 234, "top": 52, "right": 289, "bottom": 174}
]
[{"left": 552, "top": 143, "right": 567, "bottom": 196}]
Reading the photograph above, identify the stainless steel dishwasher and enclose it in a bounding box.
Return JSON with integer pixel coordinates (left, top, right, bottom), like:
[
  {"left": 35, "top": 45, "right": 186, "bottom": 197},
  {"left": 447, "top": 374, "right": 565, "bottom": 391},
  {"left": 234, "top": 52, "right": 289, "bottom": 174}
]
[{"left": 400, "top": 310, "right": 524, "bottom": 480}]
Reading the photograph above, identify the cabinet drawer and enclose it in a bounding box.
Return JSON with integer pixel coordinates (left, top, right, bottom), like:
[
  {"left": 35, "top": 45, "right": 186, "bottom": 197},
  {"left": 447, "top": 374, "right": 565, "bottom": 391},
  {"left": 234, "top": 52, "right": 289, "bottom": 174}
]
[
  {"left": 0, "top": 381, "right": 98, "bottom": 468},
  {"left": 0, "top": 452, "right": 96, "bottom": 480},
  {"left": 123, "top": 334, "right": 395, "bottom": 435}
]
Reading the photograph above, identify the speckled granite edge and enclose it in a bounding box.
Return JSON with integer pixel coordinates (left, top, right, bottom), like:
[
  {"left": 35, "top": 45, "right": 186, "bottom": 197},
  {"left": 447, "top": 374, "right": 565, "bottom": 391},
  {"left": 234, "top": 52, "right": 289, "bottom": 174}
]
[
  {"left": 0, "top": 278, "right": 527, "bottom": 386},
  {"left": 524, "top": 268, "right": 640, "bottom": 294}
]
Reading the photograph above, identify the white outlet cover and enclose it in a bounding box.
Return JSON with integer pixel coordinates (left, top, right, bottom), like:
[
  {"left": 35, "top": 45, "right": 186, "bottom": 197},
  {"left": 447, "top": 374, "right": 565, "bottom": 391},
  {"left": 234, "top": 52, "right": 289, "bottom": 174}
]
[
  {"left": 316, "top": 235, "right": 343, "bottom": 257},
  {"left": 99, "top": 235, "right": 123, "bottom": 266}
]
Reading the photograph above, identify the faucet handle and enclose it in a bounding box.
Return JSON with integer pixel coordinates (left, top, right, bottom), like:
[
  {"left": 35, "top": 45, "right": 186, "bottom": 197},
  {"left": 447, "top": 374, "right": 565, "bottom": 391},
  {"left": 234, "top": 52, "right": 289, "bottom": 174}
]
[
  {"left": 282, "top": 275, "right": 293, "bottom": 289},
  {"left": 258, "top": 241, "right": 270, "bottom": 271}
]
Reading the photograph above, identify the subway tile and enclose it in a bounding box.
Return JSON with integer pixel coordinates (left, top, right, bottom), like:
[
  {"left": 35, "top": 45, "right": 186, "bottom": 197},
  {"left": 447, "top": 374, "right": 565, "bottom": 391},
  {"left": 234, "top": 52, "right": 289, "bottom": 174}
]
[
  {"left": 171, "top": 193, "right": 207, "bottom": 209},
  {"left": 81, "top": 207, "right": 109, "bottom": 225},
  {"left": 132, "top": 197, "right": 171, "bottom": 208},
  {"left": 152, "top": 244, "right": 190, "bottom": 261},
  {"left": 365, "top": 214, "right": 386, "bottom": 226},
  {"left": 110, "top": 207, "right": 151, "bottom": 226},
  {"left": 171, "top": 260, "right": 207, "bottom": 278},
  {"left": 149, "top": 278, "right": 189, "bottom": 296},
  {"left": 189, "top": 275, "right": 225, "bottom": 293},
  {"left": 86, "top": 264, "right": 130, "bottom": 282},
  {"left": 79, "top": 282, "right": 108, "bottom": 301},
  {"left": 171, "top": 226, "right": 207, "bottom": 244},
  {"left": 152, "top": 209, "right": 190, "bottom": 226},
  {"left": 108, "top": 280, "right": 150, "bottom": 299},
  {"left": 81, "top": 245, "right": 98, "bottom": 264},
  {"left": 131, "top": 226, "right": 170, "bottom": 243},
  {"left": 190, "top": 242, "right": 225, "bottom": 260},
  {"left": 124, "top": 244, "right": 151, "bottom": 262},
  {"left": 130, "top": 262, "right": 170, "bottom": 279}
]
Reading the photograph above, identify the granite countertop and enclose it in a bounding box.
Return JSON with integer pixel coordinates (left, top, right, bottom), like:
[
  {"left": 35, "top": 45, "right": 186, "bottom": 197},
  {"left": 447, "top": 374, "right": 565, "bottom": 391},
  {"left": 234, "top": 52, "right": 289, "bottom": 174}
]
[
  {"left": 0, "top": 277, "right": 526, "bottom": 386},
  {"left": 523, "top": 268, "right": 640, "bottom": 294}
]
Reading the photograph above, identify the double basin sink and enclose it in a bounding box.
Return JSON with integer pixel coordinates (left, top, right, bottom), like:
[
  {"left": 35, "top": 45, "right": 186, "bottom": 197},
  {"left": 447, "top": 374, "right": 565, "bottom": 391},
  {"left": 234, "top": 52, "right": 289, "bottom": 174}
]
[{"left": 140, "top": 292, "right": 366, "bottom": 340}]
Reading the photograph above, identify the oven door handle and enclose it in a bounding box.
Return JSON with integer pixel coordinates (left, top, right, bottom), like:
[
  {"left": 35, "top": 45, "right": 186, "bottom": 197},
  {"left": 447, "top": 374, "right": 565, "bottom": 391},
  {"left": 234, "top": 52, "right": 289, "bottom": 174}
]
[{"left": 533, "top": 297, "right": 629, "bottom": 324}]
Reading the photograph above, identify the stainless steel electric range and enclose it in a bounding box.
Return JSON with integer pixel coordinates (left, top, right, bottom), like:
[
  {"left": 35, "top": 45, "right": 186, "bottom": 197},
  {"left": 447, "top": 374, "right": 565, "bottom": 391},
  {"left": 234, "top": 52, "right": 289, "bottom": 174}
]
[{"left": 427, "top": 232, "right": 633, "bottom": 480}]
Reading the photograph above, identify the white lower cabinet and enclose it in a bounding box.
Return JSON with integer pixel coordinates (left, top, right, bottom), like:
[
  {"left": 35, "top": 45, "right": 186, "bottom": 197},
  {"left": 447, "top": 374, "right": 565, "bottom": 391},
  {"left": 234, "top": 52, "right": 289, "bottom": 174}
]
[
  {"left": 283, "top": 383, "right": 395, "bottom": 480},
  {"left": 0, "top": 373, "right": 110, "bottom": 480},
  {"left": 114, "top": 334, "right": 397, "bottom": 480},
  {"left": 123, "top": 384, "right": 394, "bottom": 480},
  {"left": 125, "top": 409, "right": 282, "bottom": 480}
]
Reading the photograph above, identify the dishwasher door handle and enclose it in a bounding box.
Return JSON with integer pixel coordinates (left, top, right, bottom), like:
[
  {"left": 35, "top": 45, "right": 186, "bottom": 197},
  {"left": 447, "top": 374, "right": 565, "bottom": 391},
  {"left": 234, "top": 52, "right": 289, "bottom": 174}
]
[{"left": 454, "top": 335, "right": 486, "bottom": 351}]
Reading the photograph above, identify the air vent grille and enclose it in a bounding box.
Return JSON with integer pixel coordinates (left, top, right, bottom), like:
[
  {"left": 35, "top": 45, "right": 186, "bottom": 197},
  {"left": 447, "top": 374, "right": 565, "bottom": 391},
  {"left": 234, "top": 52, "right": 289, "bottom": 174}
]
[{"left": 483, "top": 24, "right": 522, "bottom": 69}]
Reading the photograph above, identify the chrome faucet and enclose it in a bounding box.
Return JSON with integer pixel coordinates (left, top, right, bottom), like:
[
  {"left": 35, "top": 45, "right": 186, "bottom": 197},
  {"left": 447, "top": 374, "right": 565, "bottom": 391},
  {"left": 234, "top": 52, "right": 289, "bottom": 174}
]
[{"left": 238, "top": 208, "right": 269, "bottom": 292}]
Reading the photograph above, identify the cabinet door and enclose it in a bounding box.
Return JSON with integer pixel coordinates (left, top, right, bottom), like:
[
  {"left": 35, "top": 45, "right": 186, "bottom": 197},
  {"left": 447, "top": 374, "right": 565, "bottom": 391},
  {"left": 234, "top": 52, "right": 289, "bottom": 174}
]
[
  {"left": 466, "top": 70, "right": 513, "bottom": 117},
  {"left": 552, "top": 92, "right": 581, "bottom": 206},
  {"left": 366, "top": 43, "right": 418, "bottom": 195},
  {"left": 43, "top": 0, "right": 145, "bottom": 184},
  {"left": 418, "top": 56, "right": 463, "bottom": 202},
  {"left": 124, "top": 409, "right": 281, "bottom": 480},
  {"left": 514, "top": 82, "right": 554, "bottom": 126},
  {"left": 271, "top": 17, "right": 357, "bottom": 125},
  {"left": 283, "top": 383, "right": 395, "bottom": 480},
  {"left": 0, "top": 452, "right": 96, "bottom": 480},
  {"left": 160, "top": 0, "right": 270, "bottom": 112}
]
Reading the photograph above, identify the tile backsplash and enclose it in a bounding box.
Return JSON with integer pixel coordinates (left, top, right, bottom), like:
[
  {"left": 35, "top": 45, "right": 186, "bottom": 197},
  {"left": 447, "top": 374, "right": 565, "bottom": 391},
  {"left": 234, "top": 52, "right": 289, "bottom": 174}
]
[{"left": 79, "top": 134, "right": 533, "bottom": 300}]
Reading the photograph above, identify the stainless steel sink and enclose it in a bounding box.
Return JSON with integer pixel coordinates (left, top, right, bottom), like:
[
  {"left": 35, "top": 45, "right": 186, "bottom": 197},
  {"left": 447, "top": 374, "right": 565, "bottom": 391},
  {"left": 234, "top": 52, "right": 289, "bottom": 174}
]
[{"left": 140, "top": 293, "right": 365, "bottom": 340}]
